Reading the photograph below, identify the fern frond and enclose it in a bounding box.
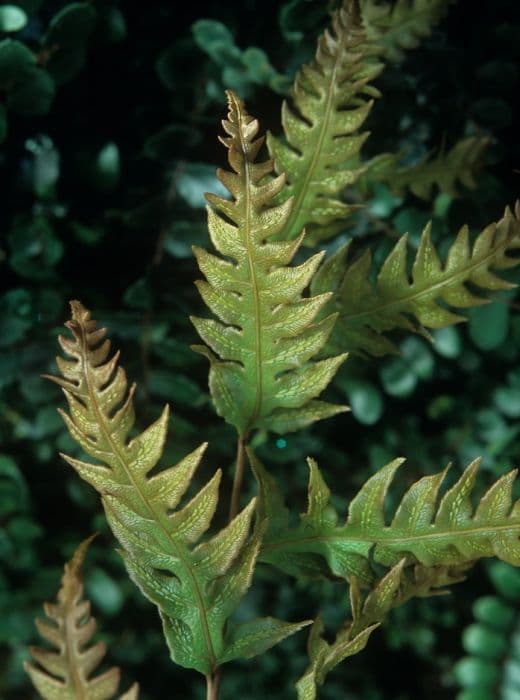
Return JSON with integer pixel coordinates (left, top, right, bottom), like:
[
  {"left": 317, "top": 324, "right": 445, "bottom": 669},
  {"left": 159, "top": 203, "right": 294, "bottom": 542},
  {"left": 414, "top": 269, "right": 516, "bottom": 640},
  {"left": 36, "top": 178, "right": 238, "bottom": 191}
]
[
  {"left": 360, "top": 0, "right": 455, "bottom": 62},
  {"left": 312, "top": 203, "right": 520, "bottom": 356},
  {"left": 266, "top": 0, "right": 382, "bottom": 246},
  {"left": 297, "top": 557, "right": 471, "bottom": 699},
  {"left": 191, "top": 91, "right": 348, "bottom": 436},
  {"left": 361, "top": 136, "right": 491, "bottom": 200},
  {"left": 255, "top": 452, "right": 520, "bottom": 586},
  {"left": 48, "top": 301, "right": 309, "bottom": 676},
  {"left": 24, "top": 536, "right": 138, "bottom": 700}
]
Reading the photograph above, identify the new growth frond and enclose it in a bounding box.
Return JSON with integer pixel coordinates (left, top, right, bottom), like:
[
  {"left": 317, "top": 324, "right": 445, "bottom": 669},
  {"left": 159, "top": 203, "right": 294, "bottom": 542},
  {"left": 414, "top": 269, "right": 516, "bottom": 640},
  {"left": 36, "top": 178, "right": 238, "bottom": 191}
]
[{"left": 192, "top": 91, "right": 348, "bottom": 436}]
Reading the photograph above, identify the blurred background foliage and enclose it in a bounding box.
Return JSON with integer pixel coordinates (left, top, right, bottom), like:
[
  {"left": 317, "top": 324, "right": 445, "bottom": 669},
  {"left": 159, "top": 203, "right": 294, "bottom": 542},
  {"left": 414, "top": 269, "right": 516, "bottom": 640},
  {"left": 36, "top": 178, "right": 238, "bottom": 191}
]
[{"left": 1, "top": 0, "right": 519, "bottom": 698}]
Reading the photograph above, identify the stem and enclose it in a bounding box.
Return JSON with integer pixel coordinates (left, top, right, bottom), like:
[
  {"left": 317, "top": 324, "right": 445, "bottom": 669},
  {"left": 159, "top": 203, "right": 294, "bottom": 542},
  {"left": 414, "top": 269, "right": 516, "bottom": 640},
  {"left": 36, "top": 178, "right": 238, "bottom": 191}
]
[
  {"left": 229, "top": 435, "right": 247, "bottom": 521},
  {"left": 206, "top": 670, "right": 221, "bottom": 700}
]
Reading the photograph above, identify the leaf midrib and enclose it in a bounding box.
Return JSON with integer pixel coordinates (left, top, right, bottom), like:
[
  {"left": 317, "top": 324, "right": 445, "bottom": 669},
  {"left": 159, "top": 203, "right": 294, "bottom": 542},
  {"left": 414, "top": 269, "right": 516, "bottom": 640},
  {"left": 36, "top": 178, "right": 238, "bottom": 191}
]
[
  {"left": 64, "top": 591, "right": 88, "bottom": 699},
  {"left": 79, "top": 331, "right": 217, "bottom": 672},
  {"left": 281, "top": 19, "right": 346, "bottom": 240},
  {"left": 262, "top": 519, "right": 520, "bottom": 555},
  {"left": 236, "top": 98, "right": 263, "bottom": 433}
]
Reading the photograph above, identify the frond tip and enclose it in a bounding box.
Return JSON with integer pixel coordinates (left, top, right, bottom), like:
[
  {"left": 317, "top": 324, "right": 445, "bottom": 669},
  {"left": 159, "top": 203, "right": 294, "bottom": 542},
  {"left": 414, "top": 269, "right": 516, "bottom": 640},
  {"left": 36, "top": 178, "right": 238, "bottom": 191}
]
[
  {"left": 24, "top": 536, "right": 139, "bottom": 700},
  {"left": 192, "top": 91, "right": 348, "bottom": 436},
  {"left": 267, "top": 0, "right": 382, "bottom": 245}
]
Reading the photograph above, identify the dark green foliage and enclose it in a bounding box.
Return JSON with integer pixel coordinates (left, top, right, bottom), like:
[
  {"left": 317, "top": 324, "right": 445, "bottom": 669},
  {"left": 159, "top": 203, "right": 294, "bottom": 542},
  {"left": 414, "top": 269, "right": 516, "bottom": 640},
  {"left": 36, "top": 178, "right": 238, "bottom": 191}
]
[
  {"left": 1, "top": 0, "right": 520, "bottom": 699},
  {"left": 455, "top": 562, "right": 520, "bottom": 699}
]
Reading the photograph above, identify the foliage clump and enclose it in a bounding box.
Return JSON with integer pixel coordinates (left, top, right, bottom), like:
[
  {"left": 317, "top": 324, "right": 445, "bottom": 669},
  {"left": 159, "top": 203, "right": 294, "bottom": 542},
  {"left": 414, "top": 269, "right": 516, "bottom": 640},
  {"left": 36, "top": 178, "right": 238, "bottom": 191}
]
[{"left": 0, "top": 0, "right": 518, "bottom": 699}]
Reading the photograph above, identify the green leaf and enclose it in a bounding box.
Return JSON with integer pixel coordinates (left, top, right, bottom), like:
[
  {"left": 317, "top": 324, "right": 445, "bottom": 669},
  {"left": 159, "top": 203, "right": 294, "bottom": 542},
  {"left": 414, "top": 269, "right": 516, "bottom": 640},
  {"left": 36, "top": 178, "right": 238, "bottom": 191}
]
[
  {"left": 0, "top": 39, "right": 55, "bottom": 115},
  {"left": 191, "top": 91, "right": 348, "bottom": 436},
  {"left": 339, "top": 378, "right": 383, "bottom": 425},
  {"left": 0, "top": 6, "right": 27, "bottom": 33},
  {"left": 469, "top": 296, "right": 510, "bottom": 351},
  {"left": 221, "top": 617, "right": 312, "bottom": 662},
  {"left": 267, "top": 0, "right": 382, "bottom": 245},
  {"left": 259, "top": 456, "right": 520, "bottom": 585},
  {"left": 0, "top": 37, "right": 33, "bottom": 78},
  {"left": 361, "top": 136, "right": 491, "bottom": 200},
  {"left": 296, "top": 560, "right": 420, "bottom": 698},
  {"left": 297, "top": 541, "right": 474, "bottom": 696},
  {"left": 360, "top": 0, "right": 454, "bottom": 62},
  {"left": 312, "top": 203, "right": 520, "bottom": 356},
  {"left": 43, "top": 2, "right": 96, "bottom": 84},
  {"left": 49, "top": 302, "right": 307, "bottom": 676},
  {"left": 175, "top": 162, "right": 227, "bottom": 209},
  {"left": 0, "top": 288, "right": 32, "bottom": 346},
  {"left": 7, "top": 64, "right": 54, "bottom": 114},
  {"left": 191, "top": 19, "right": 289, "bottom": 97},
  {"left": 8, "top": 216, "right": 63, "bottom": 280},
  {"left": 85, "top": 568, "right": 124, "bottom": 617},
  {"left": 95, "top": 142, "right": 120, "bottom": 190}
]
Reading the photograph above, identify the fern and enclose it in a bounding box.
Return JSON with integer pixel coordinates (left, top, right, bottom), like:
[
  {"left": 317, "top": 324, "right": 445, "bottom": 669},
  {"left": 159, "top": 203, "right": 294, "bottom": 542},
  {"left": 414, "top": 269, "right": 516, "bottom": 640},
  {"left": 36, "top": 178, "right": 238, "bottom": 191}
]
[
  {"left": 24, "top": 536, "right": 138, "bottom": 700},
  {"left": 47, "top": 301, "right": 309, "bottom": 677},
  {"left": 360, "top": 136, "right": 491, "bottom": 200},
  {"left": 297, "top": 558, "right": 472, "bottom": 699},
  {"left": 311, "top": 203, "right": 520, "bottom": 356},
  {"left": 266, "top": 0, "right": 382, "bottom": 246},
  {"left": 360, "top": 0, "right": 455, "bottom": 62},
  {"left": 255, "top": 452, "right": 520, "bottom": 585},
  {"left": 191, "top": 91, "right": 348, "bottom": 436}
]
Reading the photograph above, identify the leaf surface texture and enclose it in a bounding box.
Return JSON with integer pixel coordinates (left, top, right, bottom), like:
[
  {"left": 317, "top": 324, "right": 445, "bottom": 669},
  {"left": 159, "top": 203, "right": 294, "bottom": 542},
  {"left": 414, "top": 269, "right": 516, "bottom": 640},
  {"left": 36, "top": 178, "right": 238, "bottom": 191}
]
[
  {"left": 192, "top": 91, "right": 348, "bottom": 435},
  {"left": 49, "top": 301, "right": 307, "bottom": 675},
  {"left": 266, "top": 0, "right": 382, "bottom": 245},
  {"left": 255, "top": 453, "right": 520, "bottom": 585}
]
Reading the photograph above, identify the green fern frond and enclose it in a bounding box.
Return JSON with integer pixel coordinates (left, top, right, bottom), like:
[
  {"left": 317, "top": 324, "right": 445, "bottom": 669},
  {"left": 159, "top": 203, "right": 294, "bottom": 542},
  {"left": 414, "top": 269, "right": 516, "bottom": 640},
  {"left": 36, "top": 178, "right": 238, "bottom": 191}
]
[
  {"left": 297, "top": 557, "right": 472, "bottom": 699},
  {"left": 48, "top": 301, "right": 309, "bottom": 676},
  {"left": 312, "top": 202, "right": 520, "bottom": 356},
  {"left": 255, "top": 452, "right": 520, "bottom": 585},
  {"left": 24, "top": 536, "right": 139, "bottom": 700},
  {"left": 266, "top": 0, "right": 382, "bottom": 246},
  {"left": 191, "top": 91, "right": 348, "bottom": 436},
  {"left": 296, "top": 560, "right": 404, "bottom": 699},
  {"left": 360, "top": 0, "right": 455, "bottom": 62},
  {"left": 361, "top": 136, "right": 491, "bottom": 200}
]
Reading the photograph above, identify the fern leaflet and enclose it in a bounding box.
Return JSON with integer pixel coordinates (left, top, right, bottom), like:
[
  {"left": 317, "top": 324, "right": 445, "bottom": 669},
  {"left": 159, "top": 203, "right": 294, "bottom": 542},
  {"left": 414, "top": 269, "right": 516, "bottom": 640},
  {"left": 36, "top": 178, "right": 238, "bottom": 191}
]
[
  {"left": 360, "top": 0, "right": 455, "bottom": 62},
  {"left": 254, "top": 452, "right": 520, "bottom": 585},
  {"left": 24, "top": 536, "right": 139, "bottom": 700},
  {"left": 192, "top": 91, "right": 348, "bottom": 436},
  {"left": 297, "top": 557, "right": 471, "bottom": 699},
  {"left": 48, "top": 301, "right": 308, "bottom": 676},
  {"left": 312, "top": 203, "right": 520, "bottom": 356},
  {"left": 266, "top": 0, "right": 382, "bottom": 245},
  {"left": 360, "top": 136, "right": 491, "bottom": 200}
]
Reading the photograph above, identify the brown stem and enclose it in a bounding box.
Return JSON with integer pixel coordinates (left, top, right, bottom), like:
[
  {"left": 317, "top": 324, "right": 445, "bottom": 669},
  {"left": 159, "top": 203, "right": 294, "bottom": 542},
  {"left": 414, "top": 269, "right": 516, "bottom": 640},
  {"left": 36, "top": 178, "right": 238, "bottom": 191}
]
[
  {"left": 228, "top": 435, "right": 247, "bottom": 521},
  {"left": 206, "top": 670, "right": 221, "bottom": 700}
]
